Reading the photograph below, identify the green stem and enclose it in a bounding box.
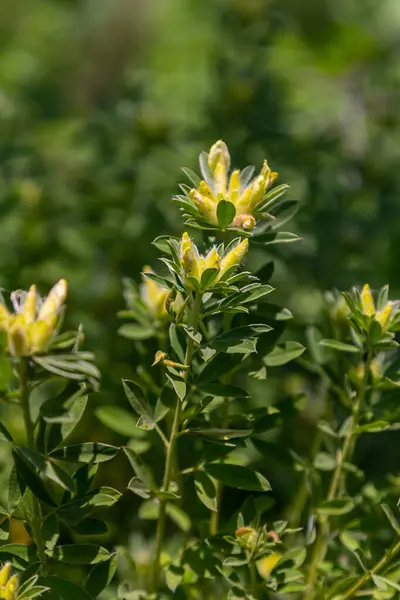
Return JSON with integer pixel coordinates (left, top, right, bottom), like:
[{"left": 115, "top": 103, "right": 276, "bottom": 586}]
[
  {"left": 339, "top": 538, "right": 400, "bottom": 599},
  {"left": 17, "top": 359, "right": 47, "bottom": 573},
  {"left": 303, "top": 349, "right": 372, "bottom": 599},
  {"left": 152, "top": 292, "right": 203, "bottom": 591},
  {"left": 249, "top": 560, "right": 258, "bottom": 599}
]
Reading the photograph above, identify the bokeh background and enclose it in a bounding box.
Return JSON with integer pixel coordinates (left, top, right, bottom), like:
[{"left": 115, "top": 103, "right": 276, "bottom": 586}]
[{"left": 1, "top": 0, "right": 400, "bottom": 587}]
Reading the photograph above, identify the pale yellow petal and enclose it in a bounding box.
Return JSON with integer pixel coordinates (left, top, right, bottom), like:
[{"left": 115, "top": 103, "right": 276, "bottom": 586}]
[
  {"left": 361, "top": 284, "right": 375, "bottom": 316},
  {"left": 23, "top": 285, "right": 37, "bottom": 324},
  {"left": 208, "top": 140, "right": 230, "bottom": 172},
  {"left": 38, "top": 279, "right": 68, "bottom": 322},
  {"left": 218, "top": 239, "right": 249, "bottom": 279},
  {"left": 256, "top": 553, "right": 282, "bottom": 580}
]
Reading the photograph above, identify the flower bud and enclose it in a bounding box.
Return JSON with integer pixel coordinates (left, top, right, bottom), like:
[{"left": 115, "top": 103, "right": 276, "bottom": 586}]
[
  {"left": 231, "top": 214, "right": 256, "bottom": 231},
  {"left": 180, "top": 233, "right": 200, "bottom": 281},
  {"left": 228, "top": 170, "right": 240, "bottom": 204},
  {"left": 141, "top": 267, "right": 168, "bottom": 319},
  {"left": 361, "top": 284, "right": 375, "bottom": 317},
  {"left": 0, "top": 564, "right": 11, "bottom": 587},
  {"left": 8, "top": 317, "right": 29, "bottom": 357},
  {"left": 218, "top": 239, "right": 249, "bottom": 279},
  {"left": 29, "top": 320, "right": 53, "bottom": 353},
  {"left": 38, "top": 279, "right": 68, "bottom": 327},
  {"left": 235, "top": 526, "right": 257, "bottom": 549},
  {"left": 23, "top": 285, "right": 37, "bottom": 325},
  {"left": 203, "top": 247, "right": 220, "bottom": 271},
  {"left": 208, "top": 140, "right": 230, "bottom": 173},
  {"left": 376, "top": 301, "right": 393, "bottom": 329},
  {"left": 189, "top": 190, "right": 217, "bottom": 224},
  {"left": 4, "top": 574, "right": 18, "bottom": 600}
]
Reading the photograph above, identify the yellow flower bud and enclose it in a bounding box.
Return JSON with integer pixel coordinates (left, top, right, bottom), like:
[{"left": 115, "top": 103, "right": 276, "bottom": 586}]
[
  {"left": 231, "top": 214, "right": 256, "bottom": 231},
  {"left": 189, "top": 190, "right": 218, "bottom": 224},
  {"left": 208, "top": 140, "right": 230, "bottom": 173},
  {"left": 38, "top": 279, "right": 68, "bottom": 323},
  {"left": 376, "top": 301, "right": 393, "bottom": 329},
  {"left": 0, "top": 564, "right": 11, "bottom": 587},
  {"left": 141, "top": 267, "right": 168, "bottom": 319},
  {"left": 256, "top": 553, "right": 282, "bottom": 580},
  {"left": 4, "top": 574, "right": 18, "bottom": 600},
  {"left": 29, "top": 320, "right": 54, "bottom": 353},
  {"left": 23, "top": 285, "right": 37, "bottom": 324},
  {"left": 218, "top": 239, "right": 249, "bottom": 279},
  {"left": 361, "top": 284, "right": 375, "bottom": 316},
  {"left": 235, "top": 526, "right": 257, "bottom": 549},
  {"left": 228, "top": 170, "right": 241, "bottom": 204},
  {"left": 180, "top": 233, "right": 201, "bottom": 281},
  {"left": 214, "top": 162, "right": 227, "bottom": 198},
  {"left": 199, "top": 180, "right": 215, "bottom": 201},
  {"left": 8, "top": 316, "right": 29, "bottom": 357},
  {"left": 203, "top": 247, "right": 220, "bottom": 271}
]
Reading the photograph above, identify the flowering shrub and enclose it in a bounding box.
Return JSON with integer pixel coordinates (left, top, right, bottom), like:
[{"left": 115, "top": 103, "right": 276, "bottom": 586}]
[{"left": 1, "top": 141, "right": 400, "bottom": 600}]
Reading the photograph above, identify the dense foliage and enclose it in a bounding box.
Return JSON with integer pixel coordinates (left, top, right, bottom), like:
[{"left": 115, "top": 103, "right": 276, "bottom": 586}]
[{"left": 1, "top": 0, "right": 400, "bottom": 598}]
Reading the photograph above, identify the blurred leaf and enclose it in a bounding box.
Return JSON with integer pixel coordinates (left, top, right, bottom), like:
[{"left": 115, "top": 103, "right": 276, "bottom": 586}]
[
  {"left": 194, "top": 471, "right": 217, "bottom": 512},
  {"left": 263, "top": 342, "right": 305, "bottom": 366},
  {"left": 319, "top": 339, "right": 361, "bottom": 353},
  {"left": 205, "top": 463, "right": 271, "bottom": 491},
  {"left": 46, "top": 544, "right": 111, "bottom": 564}
]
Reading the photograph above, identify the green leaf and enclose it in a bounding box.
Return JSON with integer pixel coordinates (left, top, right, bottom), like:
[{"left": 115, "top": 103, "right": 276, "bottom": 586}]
[
  {"left": 15, "top": 447, "right": 75, "bottom": 493},
  {"left": 127, "top": 477, "right": 151, "bottom": 499},
  {"left": 46, "top": 544, "right": 111, "bottom": 564},
  {"left": 39, "top": 577, "right": 93, "bottom": 600},
  {"left": 71, "top": 518, "right": 109, "bottom": 536},
  {"left": 357, "top": 420, "right": 390, "bottom": 433},
  {"left": 319, "top": 339, "right": 361, "bottom": 353},
  {"left": 194, "top": 471, "right": 217, "bottom": 512},
  {"left": 50, "top": 443, "right": 118, "bottom": 463},
  {"left": 313, "top": 452, "right": 336, "bottom": 471},
  {"left": 122, "top": 379, "right": 155, "bottom": 430},
  {"left": 85, "top": 553, "right": 118, "bottom": 597},
  {"left": 217, "top": 200, "right": 236, "bottom": 229},
  {"left": 95, "top": 405, "right": 138, "bottom": 436},
  {"left": 118, "top": 324, "right": 154, "bottom": 341},
  {"left": 317, "top": 497, "right": 355, "bottom": 516},
  {"left": 166, "top": 504, "right": 191, "bottom": 532},
  {"left": 197, "top": 353, "right": 244, "bottom": 384},
  {"left": 166, "top": 373, "right": 186, "bottom": 401},
  {"left": 197, "top": 382, "right": 249, "bottom": 398},
  {"left": 263, "top": 342, "right": 305, "bottom": 367},
  {"left": 205, "top": 463, "right": 271, "bottom": 492},
  {"left": 381, "top": 504, "right": 400, "bottom": 535},
  {"left": 0, "top": 544, "right": 36, "bottom": 568},
  {"left": 253, "top": 231, "right": 300, "bottom": 245},
  {"left": 0, "top": 421, "right": 13, "bottom": 443},
  {"left": 169, "top": 324, "right": 185, "bottom": 363},
  {"left": 58, "top": 487, "right": 121, "bottom": 525},
  {"left": 187, "top": 428, "right": 252, "bottom": 441},
  {"left": 181, "top": 166, "right": 201, "bottom": 187},
  {"left": 166, "top": 563, "right": 185, "bottom": 593},
  {"left": 208, "top": 324, "right": 272, "bottom": 352},
  {"left": 12, "top": 449, "right": 55, "bottom": 506},
  {"left": 141, "top": 271, "right": 173, "bottom": 290}
]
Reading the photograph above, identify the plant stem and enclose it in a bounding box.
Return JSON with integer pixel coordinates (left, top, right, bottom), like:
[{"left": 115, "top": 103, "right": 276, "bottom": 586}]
[
  {"left": 339, "top": 538, "right": 400, "bottom": 599},
  {"left": 249, "top": 560, "right": 258, "bottom": 599},
  {"left": 17, "top": 359, "right": 47, "bottom": 573},
  {"left": 303, "top": 349, "right": 372, "bottom": 599},
  {"left": 152, "top": 292, "right": 202, "bottom": 591}
]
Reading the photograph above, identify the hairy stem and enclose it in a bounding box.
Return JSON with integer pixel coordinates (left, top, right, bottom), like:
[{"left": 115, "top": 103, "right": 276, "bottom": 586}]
[
  {"left": 17, "top": 359, "right": 47, "bottom": 573},
  {"left": 152, "top": 292, "right": 202, "bottom": 590},
  {"left": 339, "top": 538, "right": 400, "bottom": 599},
  {"left": 303, "top": 349, "right": 372, "bottom": 599}
]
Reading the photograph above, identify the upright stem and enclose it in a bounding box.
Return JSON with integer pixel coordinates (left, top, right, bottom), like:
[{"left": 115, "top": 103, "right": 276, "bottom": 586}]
[
  {"left": 152, "top": 292, "right": 202, "bottom": 590},
  {"left": 210, "top": 311, "right": 233, "bottom": 536},
  {"left": 249, "top": 560, "right": 258, "bottom": 599},
  {"left": 339, "top": 538, "right": 400, "bottom": 599},
  {"left": 17, "top": 360, "right": 47, "bottom": 572},
  {"left": 303, "top": 349, "right": 372, "bottom": 599}
]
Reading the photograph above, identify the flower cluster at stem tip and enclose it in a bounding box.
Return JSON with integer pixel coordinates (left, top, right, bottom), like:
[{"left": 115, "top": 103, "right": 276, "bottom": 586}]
[
  {"left": 0, "top": 563, "right": 17, "bottom": 600},
  {"left": 361, "top": 283, "right": 393, "bottom": 328},
  {"left": 189, "top": 140, "right": 278, "bottom": 231},
  {"left": 0, "top": 279, "right": 67, "bottom": 357},
  {"left": 179, "top": 232, "right": 248, "bottom": 288}
]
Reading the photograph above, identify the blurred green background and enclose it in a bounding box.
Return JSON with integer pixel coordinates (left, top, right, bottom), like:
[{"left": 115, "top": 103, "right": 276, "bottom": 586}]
[{"left": 1, "top": 0, "right": 400, "bottom": 574}]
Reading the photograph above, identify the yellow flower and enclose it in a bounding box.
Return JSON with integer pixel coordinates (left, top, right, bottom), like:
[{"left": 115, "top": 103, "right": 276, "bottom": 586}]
[
  {"left": 178, "top": 233, "right": 247, "bottom": 288},
  {"left": 0, "top": 564, "right": 17, "bottom": 600},
  {"left": 0, "top": 280, "right": 67, "bottom": 357},
  {"left": 361, "top": 284, "right": 375, "bottom": 317},
  {"left": 218, "top": 239, "right": 249, "bottom": 279},
  {"left": 140, "top": 266, "right": 168, "bottom": 320},
  {"left": 376, "top": 301, "right": 393, "bottom": 329},
  {"left": 256, "top": 553, "right": 282, "bottom": 580},
  {"left": 359, "top": 284, "right": 393, "bottom": 331},
  {"left": 188, "top": 141, "right": 280, "bottom": 231}
]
